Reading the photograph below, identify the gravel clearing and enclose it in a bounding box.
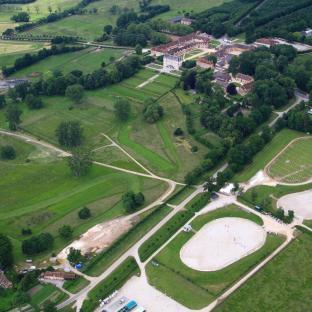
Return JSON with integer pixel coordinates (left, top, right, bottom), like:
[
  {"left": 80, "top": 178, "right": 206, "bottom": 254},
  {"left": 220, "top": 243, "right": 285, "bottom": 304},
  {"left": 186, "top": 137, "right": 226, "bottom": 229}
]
[
  {"left": 277, "top": 190, "right": 312, "bottom": 219},
  {"left": 180, "top": 217, "right": 267, "bottom": 271}
]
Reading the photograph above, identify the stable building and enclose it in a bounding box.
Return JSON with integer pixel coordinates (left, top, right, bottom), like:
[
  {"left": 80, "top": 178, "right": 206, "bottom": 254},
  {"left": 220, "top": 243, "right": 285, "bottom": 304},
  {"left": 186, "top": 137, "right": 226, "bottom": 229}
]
[{"left": 41, "top": 271, "right": 76, "bottom": 281}]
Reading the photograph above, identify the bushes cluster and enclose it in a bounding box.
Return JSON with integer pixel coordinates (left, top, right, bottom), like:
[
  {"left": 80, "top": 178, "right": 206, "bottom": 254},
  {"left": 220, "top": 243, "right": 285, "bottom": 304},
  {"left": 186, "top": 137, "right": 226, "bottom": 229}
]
[
  {"left": 122, "top": 191, "right": 145, "bottom": 213},
  {"left": 0, "top": 145, "right": 16, "bottom": 160},
  {"left": 22, "top": 233, "right": 54, "bottom": 255}
]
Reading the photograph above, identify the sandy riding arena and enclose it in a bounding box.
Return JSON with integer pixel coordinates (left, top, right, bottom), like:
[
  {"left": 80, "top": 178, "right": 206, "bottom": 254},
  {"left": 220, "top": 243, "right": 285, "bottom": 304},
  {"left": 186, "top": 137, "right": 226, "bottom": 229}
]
[
  {"left": 180, "top": 217, "right": 266, "bottom": 271},
  {"left": 277, "top": 190, "right": 312, "bottom": 219}
]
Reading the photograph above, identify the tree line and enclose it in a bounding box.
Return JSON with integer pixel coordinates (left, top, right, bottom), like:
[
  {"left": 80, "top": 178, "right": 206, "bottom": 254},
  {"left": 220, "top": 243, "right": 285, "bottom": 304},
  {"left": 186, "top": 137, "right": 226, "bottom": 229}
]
[{"left": 2, "top": 45, "right": 85, "bottom": 77}]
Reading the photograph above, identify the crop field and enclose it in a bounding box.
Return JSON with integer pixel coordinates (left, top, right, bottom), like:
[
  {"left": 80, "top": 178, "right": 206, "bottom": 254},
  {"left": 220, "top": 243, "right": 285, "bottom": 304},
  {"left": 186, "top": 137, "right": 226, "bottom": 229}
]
[
  {"left": 146, "top": 205, "right": 284, "bottom": 309},
  {"left": 215, "top": 232, "right": 312, "bottom": 312},
  {"left": 27, "top": 0, "right": 139, "bottom": 40},
  {"left": 0, "top": 134, "right": 167, "bottom": 264},
  {"left": 12, "top": 47, "right": 125, "bottom": 78},
  {"left": 0, "top": 0, "right": 80, "bottom": 23},
  {"left": 233, "top": 129, "right": 305, "bottom": 183},
  {"left": 0, "top": 40, "right": 50, "bottom": 67},
  {"left": 267, "top": 137, "right": 312, "bottom": 183},
  {"left": 153, "top": 0, "right": 229, "bottom": 19}
]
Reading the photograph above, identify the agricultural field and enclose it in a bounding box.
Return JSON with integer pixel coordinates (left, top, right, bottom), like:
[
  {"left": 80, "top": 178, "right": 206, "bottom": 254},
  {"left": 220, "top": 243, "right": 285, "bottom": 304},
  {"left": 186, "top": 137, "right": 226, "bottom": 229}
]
[
  {"left": 26, "top": 0, "right": 139, "bottom": 40},
  {"left": 0, "top": 40, "right": 50, "bottom": 67},
  {"left": 267, "top": 137, "right": 312, "bottom": 183},
  {"left": 146, "top": 205, "right": 284, "bottom": 309},
  {"left": 215, "top": 232, "right": 312, "bottom": 312},
  {"left": 11, "top": 47, "right": 126, "bottom": 78},
  {"left": 0, "top": 134, "right": 167, "bottom": 264}
]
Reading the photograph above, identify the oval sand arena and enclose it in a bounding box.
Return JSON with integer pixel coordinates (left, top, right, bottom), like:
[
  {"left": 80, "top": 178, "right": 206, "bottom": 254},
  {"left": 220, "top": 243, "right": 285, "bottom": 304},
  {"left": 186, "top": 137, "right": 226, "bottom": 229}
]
[{"left": 180, "top": 217, "right": 266, "bottom": 271}]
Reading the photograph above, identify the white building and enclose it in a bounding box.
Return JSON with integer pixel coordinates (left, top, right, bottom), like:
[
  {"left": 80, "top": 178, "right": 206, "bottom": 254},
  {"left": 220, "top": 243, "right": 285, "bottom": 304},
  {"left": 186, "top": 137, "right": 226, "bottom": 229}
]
[{"left": 163, "top": 54, "right": 183, "bottom": 72}]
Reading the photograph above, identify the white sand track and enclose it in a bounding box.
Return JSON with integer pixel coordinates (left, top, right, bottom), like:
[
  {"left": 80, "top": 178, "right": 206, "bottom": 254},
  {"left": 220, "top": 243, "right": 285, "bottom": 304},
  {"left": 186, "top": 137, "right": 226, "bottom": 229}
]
[
  {"left": 180, "top": 217, "right": 267, "bottom": 271},
  {"left": 277, "top": 189, "right": 312, "bottom": 219}
]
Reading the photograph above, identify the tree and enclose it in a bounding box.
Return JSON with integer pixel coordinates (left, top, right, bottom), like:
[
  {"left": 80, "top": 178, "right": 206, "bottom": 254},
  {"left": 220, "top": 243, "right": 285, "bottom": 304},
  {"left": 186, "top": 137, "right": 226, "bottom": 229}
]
[
  {"left": 68, "top": 149, "right": 92, "bottom": 177},
  {"left": 25, "top": 94, "right": 43, "bottom": 109},
  {"left": 122, "top": 191, "right": 145, "bottom": 213},
  {"left": 135, "top": 44, "right": 142, "bottom": 55},
  {"left": 11, "top": 12, "right": 30, "bottom": 22},
  {"left": 174, "top": 128, "right": 184, "bottom": 136},
  {"left": 12, "top": 291, "right": 30, "bottom": 307},
  {"left": 207, "top": 55, "right": 217, "bottom": 66},
  {"left": 0, "top": 234, "right": 13, "bottom": 269},
  {"left": 56, "top": 121, "right": 83, "bottom": 148},
  {"left": 78, "top": 207, "right": 91, "bottom": 219},
  {"left": 58, "top": 225, "right": 73, "bottom": 239},
  {"left": 67, "top": 247, "right": 84, "bottom": 264},
  {"left": 43, "top": 301, "right": 57, "bottom": 312},
  {"left": 104, "top": 24, "right": 113, "bottom": 35},
  {"left": 143, "top": 100, "right": 164, "bottom": 123},
  {"left": 65, "top": 84, "right": 84, "bottom": 104},
  {"left": 114, "top": 98, "right": 131, "bottom": 122},
  {"left": 1, "top": 145, "right": 16, "bottom": 160},
  {"left": 5, "top": 105, "right": 22, "bottom": 131},
  {"left": 0, "top": 95, "right": 6, "bottom": 109},
  {"left": 226, "top": 83, "right": 237, "bottom": 95}
]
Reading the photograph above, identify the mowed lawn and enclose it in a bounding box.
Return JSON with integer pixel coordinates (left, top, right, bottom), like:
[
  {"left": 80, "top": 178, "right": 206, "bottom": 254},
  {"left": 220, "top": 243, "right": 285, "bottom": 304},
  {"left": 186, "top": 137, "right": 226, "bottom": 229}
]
[
  {"left": 0, "top": 134, "right": 167, "bottom": 264},
  {"left": 12, "top": 47, "right": 125, "bottom": 78},
  {"left": 215, "top": 232, "right": 312, "bottom": 312},
  {"left": 267, "top": 137, "right": 312, "bottom": 183},
  {"left": 146, "top": 205, "right": 284, "bottom": 309},
  {"left": 233, "top": 129, "right": 306, "bottom": 183}
]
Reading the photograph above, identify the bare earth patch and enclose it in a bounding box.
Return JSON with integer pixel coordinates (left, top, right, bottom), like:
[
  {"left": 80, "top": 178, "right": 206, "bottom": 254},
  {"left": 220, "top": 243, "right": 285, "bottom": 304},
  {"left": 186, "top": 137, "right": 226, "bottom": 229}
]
[
  {"left": 58, "top": 216, "right": 138, "bottom": 260},
  {"left": 180, "top": 217, "right": 266, "bottom": 271}
]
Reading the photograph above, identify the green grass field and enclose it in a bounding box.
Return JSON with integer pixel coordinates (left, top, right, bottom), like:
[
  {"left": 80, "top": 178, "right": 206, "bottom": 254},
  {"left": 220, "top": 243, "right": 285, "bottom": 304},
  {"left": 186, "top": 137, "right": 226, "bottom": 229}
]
[
  {"left": 0, "top": 134, "right": 167, "bottom": 264},
  {"left": 0, "top": 69, "right": 208, "bottom": 181},
  {"left": 233, "top": 129, "right": 306, "bottom": 182},
  {"left": 267, "top": 137, "right": 312, "bottom": 183},
  {"left": 215, "top": 232, "right": 312, "bottom": 312},
  {"left": 11, "top": 47, "right": 125, "bottom": 78},
  {"left": 146, "top": 205, "right": 284, "bottom": 309}
]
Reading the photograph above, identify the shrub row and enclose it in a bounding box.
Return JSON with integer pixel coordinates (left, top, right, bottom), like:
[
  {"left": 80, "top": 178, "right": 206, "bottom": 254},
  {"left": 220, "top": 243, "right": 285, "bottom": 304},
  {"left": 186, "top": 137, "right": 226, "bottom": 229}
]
[
  {"left": 186, "top": 193, "right": 210, "bottom": 213},
  {"left": 138, "top": 210, "right": 194, "bottom": 262}
]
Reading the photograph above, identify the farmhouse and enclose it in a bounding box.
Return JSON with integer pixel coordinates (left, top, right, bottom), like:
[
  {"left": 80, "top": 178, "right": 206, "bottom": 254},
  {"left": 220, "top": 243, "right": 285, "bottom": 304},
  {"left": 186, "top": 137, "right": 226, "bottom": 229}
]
[
  {"left": 0, "top": 271, "right": 13, "bottom": 289},
  {"left": 151, "top": 32, "right": 211, "bottom": 57},
  {"left": 213, "top": 70, "right": 231, "bottom": 89},
  {"left": 233, "top": 73, "right": 254, "bottom": 85},
  {"left": 197, "top": 57, "right": 215, "bottom": 69},
  {"left": 255, "top": 38, "right": 279, "bottom": 48},
  {"left": 41, "top": 271, "right": 76, "bottom": 281},
  {"left": 301, "top": 28, "right": 312, "bottom": 37},
  {"left": 169, "top": 16, "right": 194, "bottom": 25},
  {"left": 238, "top": 81, "right": 254, "bottom": 96}
]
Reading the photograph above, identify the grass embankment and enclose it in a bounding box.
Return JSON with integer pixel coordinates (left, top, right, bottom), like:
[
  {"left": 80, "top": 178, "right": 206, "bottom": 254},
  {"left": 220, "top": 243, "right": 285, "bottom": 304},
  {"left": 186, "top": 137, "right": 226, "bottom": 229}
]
[
  {"left": 83, "top": 204, "right": 172, "bottom": 276},
  {"left": 63, "top": 276, "right": 90, "bottom": 294},
  {"left": 81, "top": 257, "right": 140, "bottom": 312},
  {"left": 146, "top": 205, "right": 284, "bottom": 309},
  {"left": 139, "top": 193, "right": 210, "bottom": 262},
  {"left": 215, "top": 232, "right": 312, "bottom": 312},
  {"left": 233, "top": 129, "right": 305, "bottom": 182}
]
